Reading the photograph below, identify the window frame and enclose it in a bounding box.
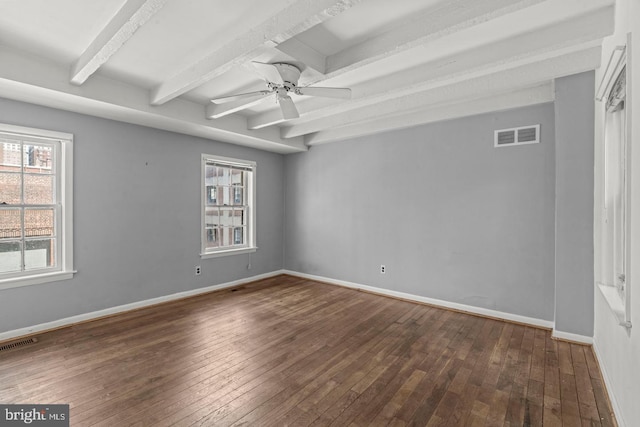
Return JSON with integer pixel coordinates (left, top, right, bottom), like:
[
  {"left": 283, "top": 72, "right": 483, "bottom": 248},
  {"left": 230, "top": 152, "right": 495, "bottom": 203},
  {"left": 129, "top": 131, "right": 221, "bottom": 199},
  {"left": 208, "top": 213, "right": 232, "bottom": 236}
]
[
  {"left": 200, "top": 154, "right": 256, "bottom": 259},
  {"left": 596, "top": 42, "right": 632, "bottom": 329},
  {"left": 0, "top": 123, "right": 74, "bottom": 290}
]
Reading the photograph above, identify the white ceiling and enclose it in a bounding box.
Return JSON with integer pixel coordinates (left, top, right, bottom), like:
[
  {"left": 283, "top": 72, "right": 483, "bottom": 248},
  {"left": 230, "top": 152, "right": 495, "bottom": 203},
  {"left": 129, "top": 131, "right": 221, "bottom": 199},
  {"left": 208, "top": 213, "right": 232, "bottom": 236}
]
[{"left": 0, "top": 0, "right": 615, "bottom": 153}]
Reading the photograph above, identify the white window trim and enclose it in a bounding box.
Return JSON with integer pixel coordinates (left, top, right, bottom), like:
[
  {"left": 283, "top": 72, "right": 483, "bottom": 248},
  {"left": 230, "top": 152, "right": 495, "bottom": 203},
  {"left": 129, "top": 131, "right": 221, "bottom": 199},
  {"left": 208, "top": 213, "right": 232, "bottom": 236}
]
[
  {"left": 200, "top": 154, "right": 257, "bottom": 258},
  {"left": 596, "top": 38, "right": 632, "bottom": 329},
  {"left": 0, "top": 123, "right": 75, "bottom": 290},
  {"left": 200, "top": 246, "right": 257, "bottom": 259}
]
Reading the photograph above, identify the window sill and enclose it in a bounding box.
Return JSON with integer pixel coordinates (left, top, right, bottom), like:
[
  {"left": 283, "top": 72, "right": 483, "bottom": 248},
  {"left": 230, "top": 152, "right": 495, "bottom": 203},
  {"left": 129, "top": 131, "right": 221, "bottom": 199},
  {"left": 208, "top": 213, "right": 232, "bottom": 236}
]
[
  {"left": 200, "top": 247, "right": 257, "bottom": 259},
  {"left": 597, "top": 282, "right": 632, "bottom": 328},
  {"left": 0, "top": 270, "right": 76, "bottom": 291}
]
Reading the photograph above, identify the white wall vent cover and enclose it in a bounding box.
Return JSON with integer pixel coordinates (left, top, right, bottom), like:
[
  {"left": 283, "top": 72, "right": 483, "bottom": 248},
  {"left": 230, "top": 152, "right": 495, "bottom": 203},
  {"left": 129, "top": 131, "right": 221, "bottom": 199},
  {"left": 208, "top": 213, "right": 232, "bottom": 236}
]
[{"left": 494, "top": 125, "right": 540, "bottom": 148}]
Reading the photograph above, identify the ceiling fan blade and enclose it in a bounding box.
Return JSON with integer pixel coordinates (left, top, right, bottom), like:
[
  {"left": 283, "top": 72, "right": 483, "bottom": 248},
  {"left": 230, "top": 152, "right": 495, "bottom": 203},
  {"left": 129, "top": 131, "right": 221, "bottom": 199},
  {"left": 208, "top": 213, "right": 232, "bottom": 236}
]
[
  {"left": 210, "top": 90, "right": 271, "bottom": 104},
  {"left": 252, "top": 62, "right": 284, "bottom": 84},
  {"left": 278, "top": 95, "right": 299, "bottom": 120},
  {"left": 296, "top": 86, "right": 351, "bottom": 99},
  {"left": 208, "top": 93, "right": 273, "bottom": 119}
]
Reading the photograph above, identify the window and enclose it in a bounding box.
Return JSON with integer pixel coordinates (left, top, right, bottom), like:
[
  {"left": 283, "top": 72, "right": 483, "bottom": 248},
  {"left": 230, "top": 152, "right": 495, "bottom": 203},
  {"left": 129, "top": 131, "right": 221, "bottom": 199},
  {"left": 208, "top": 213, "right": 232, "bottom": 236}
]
[
  {"left": 597, "top": 45, "right": 631, "bottom": 328},
  {"left": 201, "top": 154, "right": 256, "bottom": 258},
  {"left": 0, "top": 124, "right": 74, "bottom": 289}
]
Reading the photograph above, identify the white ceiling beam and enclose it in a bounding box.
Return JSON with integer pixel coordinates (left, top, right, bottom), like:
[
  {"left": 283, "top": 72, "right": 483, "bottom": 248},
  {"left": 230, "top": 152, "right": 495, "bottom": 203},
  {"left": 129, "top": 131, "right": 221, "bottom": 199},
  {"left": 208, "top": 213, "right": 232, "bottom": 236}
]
[
  {"left": 206, "top": 94, "right": 273, "bottom": 119},
  {"left": 305, "top": 84, "right": 554, "bottom": 145},
  {"left": 275, "top": 38, "right": 327, "bottom": 74},
  {"left": 324, "top": 0, "right": 546, "bottom": 76},
  {"left": 247, "top": 113, "right": 288, "bottom": 130},
  {"left": 282, "top": 46, "right": 602, "bottom": 139},
  {"left": 70, "top": 0, "right": 167, "bottom": 85},
  {"left": 0, "top": 46, "right": 305, "bottom": 153},
  {"left": 248, "top": 3, "right": 613, "bottom": 131},
  {"left": 150, "top": 0, "right": 361, "bottom": 106}
]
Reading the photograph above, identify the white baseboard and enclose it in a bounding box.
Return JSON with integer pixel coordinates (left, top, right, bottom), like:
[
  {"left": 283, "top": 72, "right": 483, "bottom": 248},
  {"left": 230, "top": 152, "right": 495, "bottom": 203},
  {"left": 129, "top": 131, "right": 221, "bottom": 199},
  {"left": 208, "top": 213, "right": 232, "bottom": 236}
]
[
  {"left": 551, "top": 329, "right": 593, "bottom": 345},
  {"left": 0, "top": 270, "right": 285, "bottom": 343},
  {"left": 593, "top": 339, "right": 627, "bottom": 427},
  {"left": 283, "top": 270, "right": 555, "bottom": 330}
]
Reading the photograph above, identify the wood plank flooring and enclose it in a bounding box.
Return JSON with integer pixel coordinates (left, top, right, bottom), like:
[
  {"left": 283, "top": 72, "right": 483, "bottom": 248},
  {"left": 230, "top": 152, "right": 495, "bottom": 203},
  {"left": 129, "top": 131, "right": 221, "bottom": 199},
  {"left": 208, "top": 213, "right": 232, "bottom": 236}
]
[{"left": 0, "top": 275, "right": 617, "bottom": 426}]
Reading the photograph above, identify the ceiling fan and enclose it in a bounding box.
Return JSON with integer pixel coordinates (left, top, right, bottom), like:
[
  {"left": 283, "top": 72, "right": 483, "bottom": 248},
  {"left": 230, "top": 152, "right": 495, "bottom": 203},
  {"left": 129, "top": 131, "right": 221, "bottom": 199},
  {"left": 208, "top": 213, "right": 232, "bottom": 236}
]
[{"left": 208, "top": 62, "right": 351, "bottom": 120}]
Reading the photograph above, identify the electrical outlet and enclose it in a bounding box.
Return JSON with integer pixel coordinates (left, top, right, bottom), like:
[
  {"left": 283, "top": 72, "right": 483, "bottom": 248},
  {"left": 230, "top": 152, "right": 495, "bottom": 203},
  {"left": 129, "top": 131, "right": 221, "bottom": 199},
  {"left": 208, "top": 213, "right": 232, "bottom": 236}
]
[
  {"left": 195, "top": 265, "right": 202, "bottom": 276},
  {"left": 380, "top": 264, "right": 386, "bottom": 274}
]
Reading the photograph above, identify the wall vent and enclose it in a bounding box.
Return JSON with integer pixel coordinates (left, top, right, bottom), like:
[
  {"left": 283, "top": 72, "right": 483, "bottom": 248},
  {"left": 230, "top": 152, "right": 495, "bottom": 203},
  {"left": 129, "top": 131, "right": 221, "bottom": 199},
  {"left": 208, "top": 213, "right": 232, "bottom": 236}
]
[
  {"left": 0, "top": 337, "right": 38, "bottom": 352},
  {"left": 494, "top": 125, "right": 540, "bottom": 148}
]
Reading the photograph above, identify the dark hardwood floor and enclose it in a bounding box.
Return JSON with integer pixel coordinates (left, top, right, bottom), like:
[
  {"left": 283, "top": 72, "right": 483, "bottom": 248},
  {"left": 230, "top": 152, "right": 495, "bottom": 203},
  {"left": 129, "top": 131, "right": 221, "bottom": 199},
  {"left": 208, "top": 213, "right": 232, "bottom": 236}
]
[{"left": 0, "top": 275, "right": 616, "bottom": 426}]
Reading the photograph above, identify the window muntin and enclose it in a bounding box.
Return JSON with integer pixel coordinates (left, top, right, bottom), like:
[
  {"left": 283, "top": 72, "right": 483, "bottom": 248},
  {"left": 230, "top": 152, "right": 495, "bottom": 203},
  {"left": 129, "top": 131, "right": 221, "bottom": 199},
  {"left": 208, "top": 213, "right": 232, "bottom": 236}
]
[
  {"left": 201, "top": 155, "right": 255, "bottom": 257},
  {"left": 0, "top": 125, "right": 73, "bottom": 287}
]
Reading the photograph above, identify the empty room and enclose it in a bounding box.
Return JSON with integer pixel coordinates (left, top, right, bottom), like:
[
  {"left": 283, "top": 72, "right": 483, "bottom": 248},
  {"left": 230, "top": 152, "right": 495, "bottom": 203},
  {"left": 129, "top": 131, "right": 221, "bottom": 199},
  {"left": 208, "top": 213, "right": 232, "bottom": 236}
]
[{"left": 0, "top": 0, "right": 638, "bottom": 425}]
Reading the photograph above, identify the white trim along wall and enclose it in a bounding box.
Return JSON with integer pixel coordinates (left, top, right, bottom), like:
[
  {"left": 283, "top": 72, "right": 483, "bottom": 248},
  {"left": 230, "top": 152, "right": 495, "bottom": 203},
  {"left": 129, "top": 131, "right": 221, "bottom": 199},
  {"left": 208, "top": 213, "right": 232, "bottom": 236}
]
[
  {"left": 282, "top": 270, "right": 598, "bottom": 344},
  {"left": 3, "top": 270, "right": 599, "bottom": 345},
  {"left": 0, "top": 270, "right": 285, "bottom": 343}
]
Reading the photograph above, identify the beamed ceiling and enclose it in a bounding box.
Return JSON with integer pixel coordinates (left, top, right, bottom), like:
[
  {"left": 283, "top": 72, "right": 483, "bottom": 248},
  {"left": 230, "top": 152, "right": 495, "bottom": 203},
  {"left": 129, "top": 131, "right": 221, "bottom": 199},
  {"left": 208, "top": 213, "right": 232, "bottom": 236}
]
[{"left": 0, "top": 0, "right": 614, "bottom": 153}]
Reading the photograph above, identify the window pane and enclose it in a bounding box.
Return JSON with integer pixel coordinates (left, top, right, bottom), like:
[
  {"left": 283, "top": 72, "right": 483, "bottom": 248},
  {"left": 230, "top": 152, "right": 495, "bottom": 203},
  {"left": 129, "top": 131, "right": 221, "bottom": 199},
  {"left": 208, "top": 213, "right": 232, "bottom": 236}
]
[
  {"left": 23, "top": 144, "right": 53, "bottom": 173},
  {"left": 232, "top": 187, "right": 244, "bottom": 205},
  {"left": 231, "top": 169, "right": 244, "bottom": 186},
  {"left": 25, "top": 239, "right": 55, "bottom": 270},
  {"left": 218, "top": 167, "right": 230, "bottom": 185},
  {"left": 0, "top": 240, "right": 22, "bottom": 273},
  {"left": 205, "top": 208, "right": 220, "bottom": 227},
  {"left": 233, "top": 209, "right": 246, "bottom": 226},
  {"left": 220, "top": 208, "right": 233, "bottom": 226},
  {"left": 205, "top": 165, "right": 216, "bottom": 186},
  {"left": 222, "top": 227, "right": 232, "bottom": 246},
  {"left": 206, "top": 228, "right": 219, "bottom": 249},
  {"left": 1, "top": 139, "right": 22, "bottom": 167},
  {"left": 24, "top": 174, "right": 54, "bottom": 204},
  {"left": 219, "top": 186, "right": 231, "bottom": 205},
  {"left": 0, "top": 209, "right": 22, "bottom": 239},
  {"left": 24, "top": 208, "right": 55, "bottom": 238},
  {"left": 0, "top": 172, "right": 21, "bottom": 204},
  {"left": 233, "top": 227, "right": 244, "bottom": 245},
  {"left": 206, "top": 185, "right": 217, "bottom": 206}
]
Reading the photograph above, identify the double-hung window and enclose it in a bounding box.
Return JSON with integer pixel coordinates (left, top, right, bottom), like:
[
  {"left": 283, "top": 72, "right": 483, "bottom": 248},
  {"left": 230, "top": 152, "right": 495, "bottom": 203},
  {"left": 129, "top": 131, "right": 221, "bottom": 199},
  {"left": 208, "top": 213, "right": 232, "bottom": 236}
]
[
  {"left": 0, "top": 124, "right": 74, "bottom": 289},
  {"left": 597, "top": 44, "right": 631, "bottom": 328},
  {"left": 201, "top": 154, "right": 256, "bottom": 258}
]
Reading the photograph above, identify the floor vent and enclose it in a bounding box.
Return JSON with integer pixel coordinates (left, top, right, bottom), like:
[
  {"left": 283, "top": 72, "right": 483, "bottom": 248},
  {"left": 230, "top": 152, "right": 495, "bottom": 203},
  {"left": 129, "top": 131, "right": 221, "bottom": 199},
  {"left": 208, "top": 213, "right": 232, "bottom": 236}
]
[
  {"left": 494, "top": 124, "right": 540, "bottom": 147},
  {"left": 0, "top": 337, "right": 38, "bottom": 352}
]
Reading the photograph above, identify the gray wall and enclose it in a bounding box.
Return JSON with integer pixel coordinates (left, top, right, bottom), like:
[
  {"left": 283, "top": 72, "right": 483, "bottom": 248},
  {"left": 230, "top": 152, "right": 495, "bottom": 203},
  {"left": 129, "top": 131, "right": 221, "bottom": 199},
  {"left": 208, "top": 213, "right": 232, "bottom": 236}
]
[
  {"left": 0, "top": 72, "right": 597, "bottom": 335},
  {"left": 554, "top": 71, "right": 595, "bottom": 336},
  {"left": 0, "top": 97, "right": 284, "bottom": 333},
  {"left": 284, "top": 103, "right": 557, "bottom": 321}
]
